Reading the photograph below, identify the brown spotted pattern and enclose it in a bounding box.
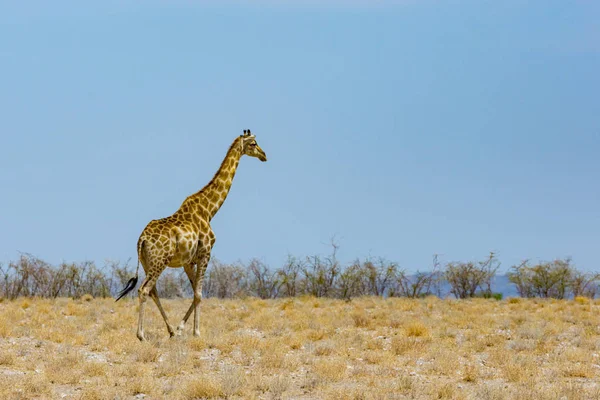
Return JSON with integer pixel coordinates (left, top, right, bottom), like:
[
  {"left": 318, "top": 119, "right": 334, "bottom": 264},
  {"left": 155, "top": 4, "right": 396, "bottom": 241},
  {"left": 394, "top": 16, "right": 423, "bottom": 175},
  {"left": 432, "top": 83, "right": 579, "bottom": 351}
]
[{"left": 134, "top": 130, "right": 267, "bottom": 341}]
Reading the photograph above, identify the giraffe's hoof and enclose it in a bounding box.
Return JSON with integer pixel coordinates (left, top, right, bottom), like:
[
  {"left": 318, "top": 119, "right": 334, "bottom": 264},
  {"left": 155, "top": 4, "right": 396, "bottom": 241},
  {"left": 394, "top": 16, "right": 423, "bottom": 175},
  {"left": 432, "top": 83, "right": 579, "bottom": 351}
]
[
  {"left": 167, "top": 325, "right": 176, "bottom": 337},
  {"left": 193, "top": 330, "right": 200, "bottom": 337},
  {"left": 169, "top": 327, "right": 181, "bottom": 338},
  {"left": 137, "top": 334, "right": 146, "bottom": 342}
]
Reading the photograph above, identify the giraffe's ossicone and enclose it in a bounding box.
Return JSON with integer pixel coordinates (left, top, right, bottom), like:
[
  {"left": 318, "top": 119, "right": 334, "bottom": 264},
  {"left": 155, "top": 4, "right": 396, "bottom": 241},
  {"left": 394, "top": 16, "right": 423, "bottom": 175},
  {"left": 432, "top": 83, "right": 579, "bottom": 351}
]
[{"left": 116, "top": 129, "right": 267, "bottom": 341}]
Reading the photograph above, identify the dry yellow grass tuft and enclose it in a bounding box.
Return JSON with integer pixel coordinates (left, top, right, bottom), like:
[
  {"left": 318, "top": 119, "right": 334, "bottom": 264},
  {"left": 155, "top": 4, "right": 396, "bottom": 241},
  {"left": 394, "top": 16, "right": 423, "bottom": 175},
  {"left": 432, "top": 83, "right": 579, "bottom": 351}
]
[
  {"left": 0, "top": 296, "right": 599, "bottom": 399},
  {"left": 404, "top": 321, "right": 429, "bottom": 337},
  {"left": 181, "top": 376, "right": 225, "bottom": 399},
  {"left": 81, "top": 293, "right": 94, "bottom": 302}
]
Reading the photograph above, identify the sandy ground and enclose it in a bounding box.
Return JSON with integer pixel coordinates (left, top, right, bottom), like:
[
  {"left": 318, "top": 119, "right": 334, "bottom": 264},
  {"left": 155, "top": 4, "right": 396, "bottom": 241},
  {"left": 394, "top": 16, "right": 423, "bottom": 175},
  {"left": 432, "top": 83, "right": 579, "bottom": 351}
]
[{"left": 0, "top": 296, "right": 599, "bottom": 399}]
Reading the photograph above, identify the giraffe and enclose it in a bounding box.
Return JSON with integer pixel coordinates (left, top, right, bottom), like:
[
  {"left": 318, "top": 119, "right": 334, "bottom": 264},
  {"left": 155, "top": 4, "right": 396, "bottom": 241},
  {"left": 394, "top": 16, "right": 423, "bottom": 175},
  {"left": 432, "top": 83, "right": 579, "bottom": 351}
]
[{"left": 115, "top": 129, "right": 267, "bottom": 341}]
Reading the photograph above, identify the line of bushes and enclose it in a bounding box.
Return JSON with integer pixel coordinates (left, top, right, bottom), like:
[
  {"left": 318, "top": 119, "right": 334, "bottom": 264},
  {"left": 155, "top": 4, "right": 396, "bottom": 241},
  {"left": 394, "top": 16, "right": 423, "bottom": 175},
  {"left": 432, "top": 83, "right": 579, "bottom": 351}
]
[
  {"left": 0, "top": 250, "right": 597, "bottom": 300},
  {"left": 507, "top": 258, "right": 599, "bottom": 299}
]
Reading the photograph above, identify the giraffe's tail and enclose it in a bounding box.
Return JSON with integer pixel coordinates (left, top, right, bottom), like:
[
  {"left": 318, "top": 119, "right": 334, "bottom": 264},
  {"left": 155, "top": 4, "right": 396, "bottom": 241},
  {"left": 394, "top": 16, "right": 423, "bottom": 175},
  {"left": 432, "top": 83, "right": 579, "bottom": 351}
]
[{"left": 115, "top": 238, "right": 144, "bottom": 302}]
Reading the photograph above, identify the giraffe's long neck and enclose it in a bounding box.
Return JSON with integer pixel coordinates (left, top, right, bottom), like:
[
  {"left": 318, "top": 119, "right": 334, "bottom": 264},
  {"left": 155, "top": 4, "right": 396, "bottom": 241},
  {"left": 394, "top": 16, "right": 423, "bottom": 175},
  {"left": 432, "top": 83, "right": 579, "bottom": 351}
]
[{"left": 192, "top": 137, "right": 243, "bottom": 221}]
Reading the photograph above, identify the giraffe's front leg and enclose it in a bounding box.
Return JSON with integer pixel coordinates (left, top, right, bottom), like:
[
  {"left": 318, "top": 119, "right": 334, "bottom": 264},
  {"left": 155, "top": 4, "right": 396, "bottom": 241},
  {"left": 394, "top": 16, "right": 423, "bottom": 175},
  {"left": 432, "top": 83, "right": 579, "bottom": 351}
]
[{"left": 192, "top": 257, "right": 209, "bottom": 337}]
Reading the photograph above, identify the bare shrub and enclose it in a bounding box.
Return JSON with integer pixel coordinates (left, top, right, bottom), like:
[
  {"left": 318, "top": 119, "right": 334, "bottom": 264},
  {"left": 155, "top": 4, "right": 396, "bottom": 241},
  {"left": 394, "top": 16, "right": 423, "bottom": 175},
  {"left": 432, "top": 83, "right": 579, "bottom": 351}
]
[
  {"left": 571, "top": 271, "right": 600, "bottom": 298},
  {"left": 61, "top": 260, "right": 111, "bottom": 298},
  {"left": 361, "top": 258, "right": 399, "bottom": 296},
  {"left": 105, "top": 259, "right": 134, "bottom": 298},
  {"left": 444, "top": 252, "right": 499, "bottom": 299},
  {"left": 300, "top": 241, "right": 341, "bottom": 298},
  {"left": 507, "top": 261, "right": 535, "bottom": 298},
  {"left": 507, "top": 258, "right": 589, "bottom": 299},
  {"left": 203, "top": 259, "right": 248, "bottom": 299},
  {"left": 337, "top": 257, "right": 400, "bottom": 299},
  {"left": 0, "top": 254, "right": 53, "bottom": 298},
  {"left": 277, "top": 255, "right": 303, "bottom": 297},
  {"left": 395, "top": 255, "right": 442, "bottom": 298},
  {"left": 337, "top": 262, "right": 366, "bottom": 299},
  {"left": 0, "top": 254, "right": 111, "bottom": 299},
  {"left": 156, "top": 269, "right": 189, "bottom": 298},
  {"left": 246, "top": 259, "right": 280, "bottom": 299}
]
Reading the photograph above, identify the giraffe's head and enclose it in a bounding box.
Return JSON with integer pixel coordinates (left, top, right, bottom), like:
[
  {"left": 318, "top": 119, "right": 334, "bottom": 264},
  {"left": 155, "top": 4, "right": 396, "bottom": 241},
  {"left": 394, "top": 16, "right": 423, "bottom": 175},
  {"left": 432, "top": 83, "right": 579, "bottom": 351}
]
[{"left": 240, "top": 129, "right": 267, "bottom": 162}]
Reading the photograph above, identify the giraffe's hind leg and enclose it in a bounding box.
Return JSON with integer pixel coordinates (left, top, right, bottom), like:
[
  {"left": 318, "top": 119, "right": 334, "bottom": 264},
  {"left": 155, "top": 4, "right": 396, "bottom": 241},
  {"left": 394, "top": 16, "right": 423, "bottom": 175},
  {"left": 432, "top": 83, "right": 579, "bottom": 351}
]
[
  {"left": 149, "top": 287, "right": 176, "bottom": 337},
  {"left": 137, "top": 276, "right": 151, "bottom": 341},
  {"left": 137, "top": 262, "right": 167, "bottom": 341}
]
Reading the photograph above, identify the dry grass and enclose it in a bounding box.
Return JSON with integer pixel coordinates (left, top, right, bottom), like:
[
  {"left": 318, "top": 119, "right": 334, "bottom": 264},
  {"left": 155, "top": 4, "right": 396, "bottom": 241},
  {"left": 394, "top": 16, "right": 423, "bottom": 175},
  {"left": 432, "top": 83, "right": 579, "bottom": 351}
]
[{"left": 0, "top": 296, "right": 599, "bottom": 399}]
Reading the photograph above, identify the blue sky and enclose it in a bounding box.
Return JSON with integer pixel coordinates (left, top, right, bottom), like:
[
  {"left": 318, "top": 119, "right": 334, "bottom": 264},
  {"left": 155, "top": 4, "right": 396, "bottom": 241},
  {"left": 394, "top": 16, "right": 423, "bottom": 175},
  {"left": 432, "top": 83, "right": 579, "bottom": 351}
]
[{"left": 1, "top": 1, "right": 598, "bottom": 273}]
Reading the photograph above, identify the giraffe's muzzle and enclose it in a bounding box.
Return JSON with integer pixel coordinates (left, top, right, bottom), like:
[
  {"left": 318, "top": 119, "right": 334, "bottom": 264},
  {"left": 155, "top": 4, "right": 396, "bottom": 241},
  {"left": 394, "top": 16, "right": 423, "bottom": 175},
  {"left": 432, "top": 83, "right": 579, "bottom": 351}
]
[{"left": 258, "top": 149, "right": 267, "bottom": 162}]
